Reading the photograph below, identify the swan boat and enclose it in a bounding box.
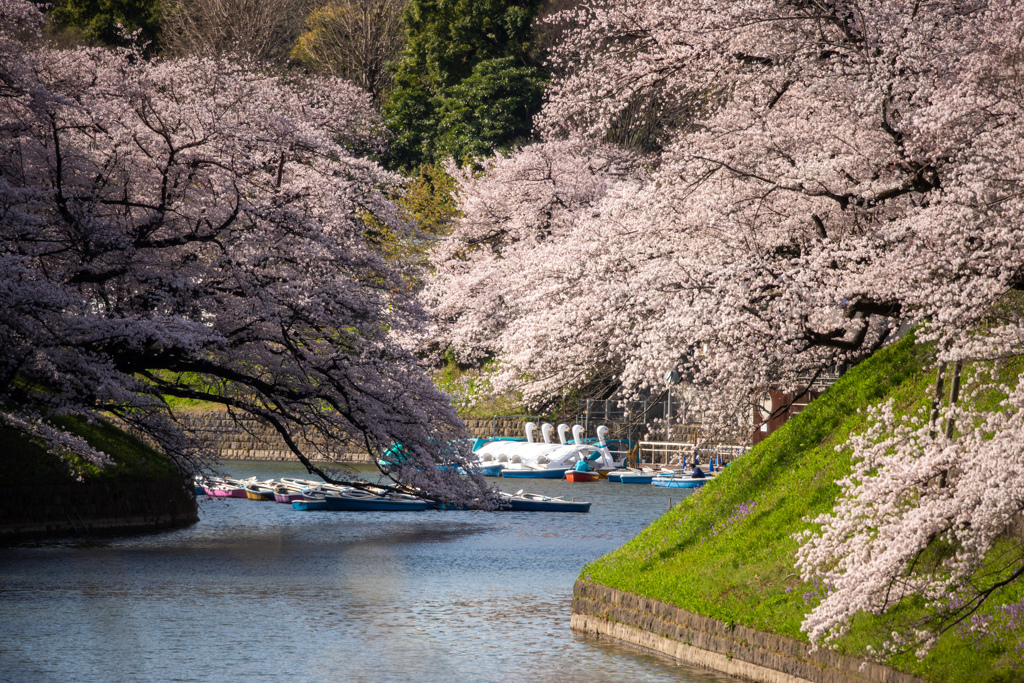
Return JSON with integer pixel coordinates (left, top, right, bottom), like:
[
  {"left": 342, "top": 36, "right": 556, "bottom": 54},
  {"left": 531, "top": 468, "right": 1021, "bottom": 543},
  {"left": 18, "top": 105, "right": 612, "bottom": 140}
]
[{"left": 474, "top": 423, "right": 621, "bottom": 478}]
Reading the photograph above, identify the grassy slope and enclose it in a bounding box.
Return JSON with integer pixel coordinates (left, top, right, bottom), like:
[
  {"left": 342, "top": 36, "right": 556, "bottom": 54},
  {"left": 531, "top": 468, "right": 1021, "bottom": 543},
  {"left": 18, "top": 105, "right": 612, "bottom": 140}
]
[
  {"left": 582, "top": 333, "right": 1023, "bottom": 682},
  {"left": 0, "top": 416, "right": 181, "bottom": 484}
]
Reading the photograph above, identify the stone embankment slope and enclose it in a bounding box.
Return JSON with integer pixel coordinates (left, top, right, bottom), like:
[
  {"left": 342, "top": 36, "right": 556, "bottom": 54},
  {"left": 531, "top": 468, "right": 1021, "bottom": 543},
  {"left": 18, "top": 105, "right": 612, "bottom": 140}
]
[
  {"left": 0, "top": 418, "right": 197, "bottom": 543},
  {"left": 572, "top": 335, "right": 1022, "bottom": 682},
  {"left": 572, "top": 582, "right": 924, "bottom": 683}
]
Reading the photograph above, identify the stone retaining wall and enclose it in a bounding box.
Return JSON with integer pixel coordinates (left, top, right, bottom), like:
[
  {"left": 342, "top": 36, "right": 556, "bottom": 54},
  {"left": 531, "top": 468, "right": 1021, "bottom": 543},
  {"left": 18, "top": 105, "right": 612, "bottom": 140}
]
[
  {"left": 178, "top": 413, "right": 372, "bottom": 462},
  {"left": 0, "top": 478, "right": 198, "bottom": 543},
  {"left": 571, "top": 581, "right": 926, "bottom": 683},
  {"left": 462, "top": 418, "right": 533, "bottom": 439}
]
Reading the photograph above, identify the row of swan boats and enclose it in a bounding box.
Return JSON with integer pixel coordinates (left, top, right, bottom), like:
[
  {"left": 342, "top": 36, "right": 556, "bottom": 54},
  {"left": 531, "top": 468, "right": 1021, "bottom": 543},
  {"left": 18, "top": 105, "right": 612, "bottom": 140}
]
[
  {"left": 469, "top": 422, "right": 727, "bottom": 488},
  {"left": 194, "top": 476, "right": 592, "bottom": 512},
  {"left": 472, "top": 423, "right": 624, "bottom": 478}
]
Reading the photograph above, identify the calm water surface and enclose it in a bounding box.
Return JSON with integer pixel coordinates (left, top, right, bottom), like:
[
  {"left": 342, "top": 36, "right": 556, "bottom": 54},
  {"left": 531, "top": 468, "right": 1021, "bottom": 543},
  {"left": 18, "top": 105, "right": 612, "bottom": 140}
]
[{"left": 0, "top": 462, "right": 737, "bottom": 682}]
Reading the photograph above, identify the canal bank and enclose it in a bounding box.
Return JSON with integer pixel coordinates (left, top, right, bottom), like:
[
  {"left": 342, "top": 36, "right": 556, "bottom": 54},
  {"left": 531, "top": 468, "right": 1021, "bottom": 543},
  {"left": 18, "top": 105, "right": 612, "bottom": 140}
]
[
  {"left": 0, "top": 478, "right": 197, "bottom": 542},
  {"left": 0, "top": 418, "right": 198, "bottom": 543},
  {"left": 571, "top": 581, "right": 924, "bottom": 683},
  {"left": 571, "top": 335, "right": 1024, "bottom": 682}
]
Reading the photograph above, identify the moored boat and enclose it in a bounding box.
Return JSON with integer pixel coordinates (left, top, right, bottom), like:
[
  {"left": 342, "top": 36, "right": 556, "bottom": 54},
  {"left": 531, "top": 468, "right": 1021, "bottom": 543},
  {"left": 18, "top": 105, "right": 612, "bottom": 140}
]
[
  {"left": 651, "top": 473, "right": 709, "bottom": 488},
  {"left": 206, "top": 478, "right": 248, "bottom": 498},
  {"left": 243, "top": 480, "right": 277, "bottom": 500},
  {"left": 500, "top": 466, "right": 570, "bottom": 479},
  {"left": 291, "top": 499, "right": 331, "bottom": 511},
  {"left": 318, "top": 492, "right": 430, "bottom": 512},
  {"left": 565, "top": 469, "right": 600, "bottom": 482},
  {"left": 498, "top": 490, "right": 590, "bottom": 512}
]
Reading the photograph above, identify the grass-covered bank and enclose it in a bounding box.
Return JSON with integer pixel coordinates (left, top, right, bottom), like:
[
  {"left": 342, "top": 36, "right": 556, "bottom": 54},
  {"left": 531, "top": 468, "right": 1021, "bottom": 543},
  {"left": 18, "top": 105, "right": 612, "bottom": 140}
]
[
  {"left": 0, "top": 416, "right": 182, "bottom": 484},
  {"left": 0, "top": 417, "right": 197, "bottom": 542},
  {"left": 581, "top": 334, "right": 1024, "bottom": 683}
]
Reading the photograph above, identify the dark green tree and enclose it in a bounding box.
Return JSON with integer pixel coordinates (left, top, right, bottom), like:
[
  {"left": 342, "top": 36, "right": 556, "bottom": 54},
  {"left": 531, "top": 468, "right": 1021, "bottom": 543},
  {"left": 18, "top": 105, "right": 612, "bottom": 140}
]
[
  {"left": 382, "top": 0, "right": 546, "bottom": 170},
  {"left": 48, "top": 0, "right": 162, "bottom": 50}
]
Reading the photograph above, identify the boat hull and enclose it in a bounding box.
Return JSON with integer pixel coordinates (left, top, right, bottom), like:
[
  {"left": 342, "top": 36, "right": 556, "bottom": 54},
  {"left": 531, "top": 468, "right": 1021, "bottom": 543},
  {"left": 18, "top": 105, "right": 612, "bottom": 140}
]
[
  {"left": 619, "top": 474, "right": 657, "bottom": 484},
  {"left": 292, "top": 499, "right": 331, "bottom": 511},
  {"left": 274, "top": 492, "right": 305, "bottom": 503},
  {"left": 207, "top": 487, "right": 247, "bottom": 498},
  {"left": 500, "top": 468, "right": 569, "bottom": 479},
  {"left": 502, "top": 497, "right": 591, "bottom": 512},
  {"left": 479, "top": 464, "right": 505, "bottom": 477},
  {"left": 319, "top": 495, "right": 430, "bottom": 511},
  {"left": 652, "top": 477, "right": 708, "bottom": 488},
  {"left": 565, "top": 470, "right": 600, "bottom": 482}
]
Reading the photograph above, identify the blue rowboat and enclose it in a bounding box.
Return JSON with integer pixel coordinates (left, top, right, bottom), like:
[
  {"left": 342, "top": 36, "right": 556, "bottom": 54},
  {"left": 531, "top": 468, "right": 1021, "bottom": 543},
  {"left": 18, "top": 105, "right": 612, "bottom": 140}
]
[
  {"left": 319, "top": 493, "right": 430, "bottom": 512},
  {"left": 651, "top": 475, "right": 708, "bottom": 489},
  {"left": 619, "top": 472, "right": 658, "bottom": 484},
  {"left": 292, "top": 499, "right": 332, "bottom": 511},
  {"left": 500, "top": 467, "right": 570, "bottom": 479}
]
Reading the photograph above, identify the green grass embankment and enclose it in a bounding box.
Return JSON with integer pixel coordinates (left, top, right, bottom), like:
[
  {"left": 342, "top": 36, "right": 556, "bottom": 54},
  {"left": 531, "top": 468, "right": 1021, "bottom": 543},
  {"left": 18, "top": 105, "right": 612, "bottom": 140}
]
[
  {"left": 0, "top": 416, "right": 181, "bottom": 484},
  {"left": 582, "top": 333, "right": 1024, "bottom": 682}
]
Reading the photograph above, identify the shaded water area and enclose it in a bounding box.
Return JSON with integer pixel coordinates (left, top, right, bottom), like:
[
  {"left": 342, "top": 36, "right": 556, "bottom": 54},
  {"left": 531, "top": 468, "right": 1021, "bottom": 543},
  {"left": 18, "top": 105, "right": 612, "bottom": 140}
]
[{"left": 1, "top": 461, "right": 738, "bottom": 682}]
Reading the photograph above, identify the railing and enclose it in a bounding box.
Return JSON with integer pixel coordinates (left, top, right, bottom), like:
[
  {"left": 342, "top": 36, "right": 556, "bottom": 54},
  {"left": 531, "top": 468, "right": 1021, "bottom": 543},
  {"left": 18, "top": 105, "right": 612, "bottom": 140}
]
[
  {"left": 694, "top": 444, "right": 750, "bottom": 465},
  {"left": 638, "top": 441, "right": 695, "bottom": 467},
  {"left": 638, "top": 441, "right": 750, "bottom": 467}
]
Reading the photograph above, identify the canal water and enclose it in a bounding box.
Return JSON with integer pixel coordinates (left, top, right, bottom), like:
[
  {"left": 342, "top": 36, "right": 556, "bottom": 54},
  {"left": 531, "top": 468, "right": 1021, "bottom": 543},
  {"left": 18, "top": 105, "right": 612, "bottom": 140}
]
[{"left": 0, "top": 461, "right": 738, "bottom": 682}]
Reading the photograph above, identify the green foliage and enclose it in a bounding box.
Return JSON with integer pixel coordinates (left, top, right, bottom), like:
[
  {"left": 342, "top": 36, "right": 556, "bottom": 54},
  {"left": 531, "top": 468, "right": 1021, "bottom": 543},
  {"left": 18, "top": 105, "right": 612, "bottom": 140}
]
[
  {"left": 432, "top": 57, "right": 545, "bottom": 162},
  {"left": 49, "top": 0, "right": 162, "bottom": 51},
  {"left": 434, "top": 353, "right": 526, "bottom": 418},
  {"left": 359, "top": 164, "right": 460, "bottom": 288},
  {"left": 0, "top": 416, "right": 179, "bottom": 484},
  {"left": 401, "top": 163, "right": 462, "bottom": 239},
  {"left": 382, "top": 0, "right": 546, "bottom": 170},
  {"left": 581, "top": 334, "right": 1024, "bottom": 681}
]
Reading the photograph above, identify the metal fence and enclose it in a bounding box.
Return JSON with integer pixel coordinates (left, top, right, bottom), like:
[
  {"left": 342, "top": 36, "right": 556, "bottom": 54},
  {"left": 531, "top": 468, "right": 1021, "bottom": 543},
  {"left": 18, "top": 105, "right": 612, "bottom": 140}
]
[{"left": 637, "top": 441, "right": 749, "bottom": 467}]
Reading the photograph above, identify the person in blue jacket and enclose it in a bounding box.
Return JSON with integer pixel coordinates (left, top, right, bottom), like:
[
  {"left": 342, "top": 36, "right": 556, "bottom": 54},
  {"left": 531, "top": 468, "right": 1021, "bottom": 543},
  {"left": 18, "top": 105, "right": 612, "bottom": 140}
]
[
  {"left": 574, "top": 458, "right": 592, "bottom": 472},
  {"left": 690, "top": 454, "right": 705, "bottom": 479}
]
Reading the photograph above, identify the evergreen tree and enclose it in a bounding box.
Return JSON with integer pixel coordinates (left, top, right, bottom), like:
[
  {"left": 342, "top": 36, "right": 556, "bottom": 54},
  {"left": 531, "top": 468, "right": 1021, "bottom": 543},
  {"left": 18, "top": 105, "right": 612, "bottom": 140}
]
[
  {"left": 382, "top": 0, "right": 545, "bottom": 170},
  {"left": 49, "top": 0, "right": 162, "bottom": 50}
]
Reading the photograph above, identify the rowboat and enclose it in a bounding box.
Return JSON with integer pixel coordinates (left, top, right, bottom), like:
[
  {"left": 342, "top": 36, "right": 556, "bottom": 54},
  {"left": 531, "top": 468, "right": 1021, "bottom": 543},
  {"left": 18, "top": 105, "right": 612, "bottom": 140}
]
[
  {"left": 291, "top": 499, "right": 331, "bottom": 511},
  {"left": 564, "top": 469, "right": 600, "bottom": 482},
  {"left": 296, "top": 482, "right": 431, "bottom": 511},
  {"left": 243, "top": 480, "right": 277, "bottom": 501},
  {"left": 319, "top": 492, "right": 430, "bottom": 512},
  {"left": 498, "top": 490, "right": 590, "bottom": 512},
  {"left": 205, "top": 478, "right": 248, "bottom": 498},
  {"left": 651, "top": 472, "right": 709, "bottom": 488},
  {"left": 501, "top": 466, "right": 570, "bottom": 479}
]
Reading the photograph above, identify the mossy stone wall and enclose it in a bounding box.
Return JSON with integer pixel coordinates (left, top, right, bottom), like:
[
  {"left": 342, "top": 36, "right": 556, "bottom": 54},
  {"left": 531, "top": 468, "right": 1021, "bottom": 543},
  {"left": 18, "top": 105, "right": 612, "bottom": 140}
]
[
  {"left": 572, "top": 581, "right": 926, "bottom": 683},
  {"left": 0, "top": 479, "right": 198, "bottom": 543}
]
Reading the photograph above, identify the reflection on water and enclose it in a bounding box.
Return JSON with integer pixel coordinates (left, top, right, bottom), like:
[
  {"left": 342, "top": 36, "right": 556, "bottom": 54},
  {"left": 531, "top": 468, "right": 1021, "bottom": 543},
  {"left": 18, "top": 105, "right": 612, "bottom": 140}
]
[{"left": 0, "top": 462, "right": 738, "bottom": 682}]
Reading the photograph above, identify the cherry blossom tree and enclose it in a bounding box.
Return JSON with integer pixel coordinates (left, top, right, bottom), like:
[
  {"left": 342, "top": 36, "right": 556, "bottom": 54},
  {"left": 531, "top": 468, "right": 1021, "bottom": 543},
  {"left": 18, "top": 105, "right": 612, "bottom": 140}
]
[
  {"left": 0, "top": 0, "right": 493, "bottom": 506},
  {"left": 427, "top": 0, "right": 1024, "bottom": 651}
]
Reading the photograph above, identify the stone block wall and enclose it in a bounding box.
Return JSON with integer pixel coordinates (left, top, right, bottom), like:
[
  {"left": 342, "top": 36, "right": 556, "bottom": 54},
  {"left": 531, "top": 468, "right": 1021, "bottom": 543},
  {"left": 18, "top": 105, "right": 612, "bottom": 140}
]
[
  {"left": 178, "top": 413, "right": 372, "bottom": 462},
  {"left": 462, "top": 418, "right": 533, "bottom": 439},
  {"left": 0, "top": 478, "right": 198, "bottom": 543},
  {"left": 571, "top": 581, "right": 926, "bottom": 683}
]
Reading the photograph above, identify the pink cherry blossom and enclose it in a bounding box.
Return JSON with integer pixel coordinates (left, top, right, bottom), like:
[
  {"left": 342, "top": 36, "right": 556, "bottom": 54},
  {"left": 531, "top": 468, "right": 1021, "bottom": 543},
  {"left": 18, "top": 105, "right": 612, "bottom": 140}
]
[{"left": 0, "top": 0, "right": 493, "bottom": 506}]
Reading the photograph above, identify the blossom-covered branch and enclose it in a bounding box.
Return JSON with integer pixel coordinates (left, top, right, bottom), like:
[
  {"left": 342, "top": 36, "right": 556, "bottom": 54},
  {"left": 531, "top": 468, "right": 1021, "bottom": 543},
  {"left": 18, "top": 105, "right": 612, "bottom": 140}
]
[{"left": 0, "top": 0, "right": 493, "bottom": 506}]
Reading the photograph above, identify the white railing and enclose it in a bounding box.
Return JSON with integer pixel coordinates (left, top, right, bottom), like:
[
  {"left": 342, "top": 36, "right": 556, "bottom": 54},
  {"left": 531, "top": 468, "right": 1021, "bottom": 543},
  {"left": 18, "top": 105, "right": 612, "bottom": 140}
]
[
  {"left": 638, "top": 441, "right": 749, "bottom": 467},
  {"left": 638, "top": 441, "right": 695, "bottom": 466}
]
